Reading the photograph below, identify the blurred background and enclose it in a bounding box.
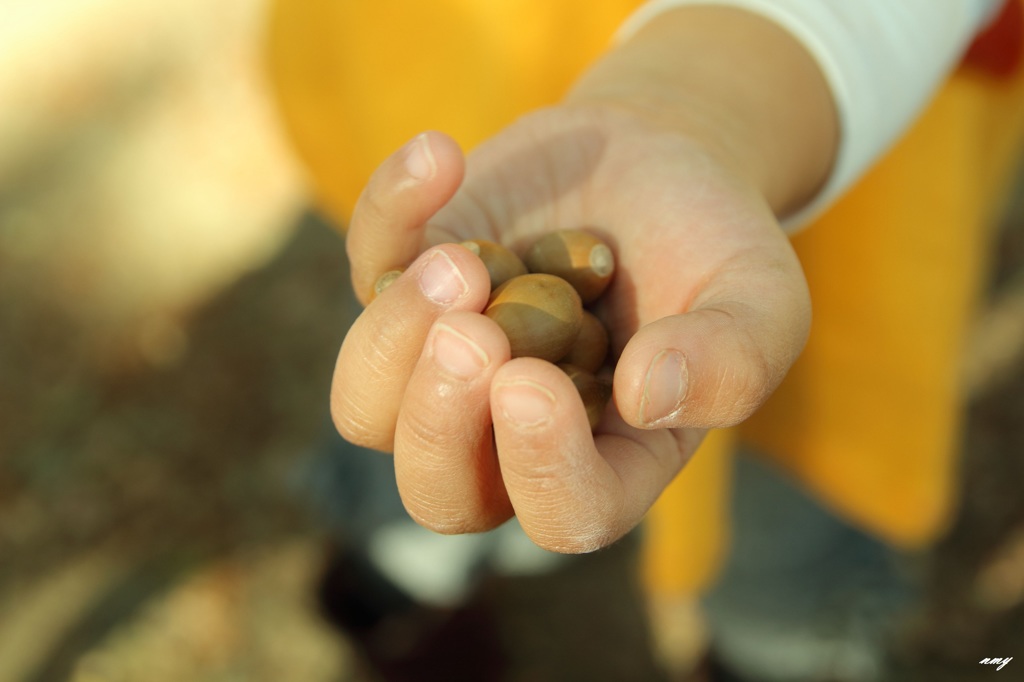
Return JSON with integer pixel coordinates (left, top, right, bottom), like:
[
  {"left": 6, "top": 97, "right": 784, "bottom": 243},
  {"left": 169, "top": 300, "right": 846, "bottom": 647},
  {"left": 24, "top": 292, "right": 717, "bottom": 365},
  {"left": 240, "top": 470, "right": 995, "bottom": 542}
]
[{"left": 1, "top": 1, "right": 1023, "bottom": 681}]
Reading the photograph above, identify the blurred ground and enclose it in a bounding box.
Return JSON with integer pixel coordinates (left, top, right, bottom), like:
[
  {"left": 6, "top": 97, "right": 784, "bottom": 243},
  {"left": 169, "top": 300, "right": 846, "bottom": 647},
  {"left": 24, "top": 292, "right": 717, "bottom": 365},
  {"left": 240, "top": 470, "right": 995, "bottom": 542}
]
[
  {"left": 0, "top": 213, "right": 355, "bottom": 681},
  {"left": 2, "top": 2, "right": 1024, "bottom": 681},
  {"left": 887, "top": 184, "right": 1024, "bottom": 680}
]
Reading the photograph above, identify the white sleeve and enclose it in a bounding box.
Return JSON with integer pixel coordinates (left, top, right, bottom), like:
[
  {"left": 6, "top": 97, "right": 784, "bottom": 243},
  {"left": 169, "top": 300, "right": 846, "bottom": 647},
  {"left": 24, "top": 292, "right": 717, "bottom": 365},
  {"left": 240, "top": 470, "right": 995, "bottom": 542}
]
[{"left": 617, "top": 0, "right": 1004, "bottom": 230}]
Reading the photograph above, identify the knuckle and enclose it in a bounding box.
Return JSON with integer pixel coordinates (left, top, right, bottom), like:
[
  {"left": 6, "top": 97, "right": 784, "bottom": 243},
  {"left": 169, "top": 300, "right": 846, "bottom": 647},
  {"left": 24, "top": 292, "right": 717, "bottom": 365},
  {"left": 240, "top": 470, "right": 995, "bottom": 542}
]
[
  {"left": 692, "top": 315, "right": 791, "bottom": 428},
  {"left": 700, "top": 365, "right": 769, "bottom": 428},
  {"left": 524, "top": 521, "right": 620, "bottom": 555},
  {"left": 404, "top": 499, "right": 491, "bottom": 535},
  {"left": 397, "top": 467, "right": 494, "bottom": 535},
  {"left": 353, "top": 178, "right": 391, "bottom": 226},
  {"left": 330, "top": 390, "right": 393, "bottom": 451},
  {"left": 349, "top": 315, "right": 421, "bottom": 386},
  {"left": 398, "top": 407, "right": 449, "bottom": 455},
  {"left": 371, "top": 309, "right": 421, "bottom": 360},
  {"left": 726, "top": 337, "right": 786, "bottom": 423},
  {"left": 514, "top": 492, "right": 623, "bottom": 554}
]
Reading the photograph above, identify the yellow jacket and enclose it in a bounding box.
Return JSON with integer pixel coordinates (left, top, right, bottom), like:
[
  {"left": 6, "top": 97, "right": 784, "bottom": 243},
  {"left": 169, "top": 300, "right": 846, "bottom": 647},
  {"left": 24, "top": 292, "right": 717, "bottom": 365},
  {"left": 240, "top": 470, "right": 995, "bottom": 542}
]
[{"left": 265, "top": 0, "right": 1024, "bottom": 595}]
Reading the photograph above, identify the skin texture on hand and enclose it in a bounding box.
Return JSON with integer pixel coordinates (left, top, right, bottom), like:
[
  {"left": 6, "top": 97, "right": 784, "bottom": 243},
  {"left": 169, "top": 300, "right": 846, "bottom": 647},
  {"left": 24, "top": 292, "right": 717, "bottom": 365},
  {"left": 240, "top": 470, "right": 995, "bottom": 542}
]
[{"left": 331, "top": 5, "right": 836, "bottom": 553}]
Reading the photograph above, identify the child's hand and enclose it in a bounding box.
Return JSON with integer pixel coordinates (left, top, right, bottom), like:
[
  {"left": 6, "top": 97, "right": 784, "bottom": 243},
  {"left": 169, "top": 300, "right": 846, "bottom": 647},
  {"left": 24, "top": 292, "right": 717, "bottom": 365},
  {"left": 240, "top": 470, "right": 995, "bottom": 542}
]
[{"left": 330, "top": 104, "right": 811, "bottom": 553}]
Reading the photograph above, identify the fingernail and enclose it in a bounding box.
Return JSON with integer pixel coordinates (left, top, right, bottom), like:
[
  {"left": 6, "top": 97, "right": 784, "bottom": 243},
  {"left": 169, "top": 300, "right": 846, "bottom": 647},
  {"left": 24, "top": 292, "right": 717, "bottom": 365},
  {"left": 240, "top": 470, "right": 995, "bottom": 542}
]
[
  {"left": 404, "top": 133, "right": 435, "bottom": 181},
  {"left": 432, "top": 324, "right": 489, "bottom": 380},
  {"left": 419, "top": 250, "right": 467, "bottom": 304},
  {"left": 495, "top": 380, "right": 555, "bottom": 427},
  {"left": 640, "top": 350, "right": 687, "bottom": 425}
]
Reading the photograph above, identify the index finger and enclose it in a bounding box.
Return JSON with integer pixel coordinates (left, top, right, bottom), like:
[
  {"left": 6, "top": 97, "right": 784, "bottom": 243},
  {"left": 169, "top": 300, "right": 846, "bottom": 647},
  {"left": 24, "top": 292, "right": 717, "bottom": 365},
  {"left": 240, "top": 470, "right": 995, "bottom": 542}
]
[{"left": 346, "top": 132, "right": 466, "bottom": 304}]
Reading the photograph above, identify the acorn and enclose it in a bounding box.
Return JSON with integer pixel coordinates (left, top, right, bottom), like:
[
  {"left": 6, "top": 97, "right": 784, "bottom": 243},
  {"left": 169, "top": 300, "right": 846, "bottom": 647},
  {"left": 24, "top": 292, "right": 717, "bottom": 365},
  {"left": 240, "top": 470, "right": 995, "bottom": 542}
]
[
  {"left": 485, "top": 274, "right": 583, "bottom": 362},
  {"left": 460, "top": 239, "right": 528, "bottom": 290},
  {"left": 523, "top": 229, "right": 614, "bottom": 304},
  {"left": 370, "top": 267, "right": 405, "bottom": 301},
  {"left": 559, "top": 364, "right": 613, "bottom": 430},
  {"left": 560, "top": 310, "right": 609, "bottom": 373}
]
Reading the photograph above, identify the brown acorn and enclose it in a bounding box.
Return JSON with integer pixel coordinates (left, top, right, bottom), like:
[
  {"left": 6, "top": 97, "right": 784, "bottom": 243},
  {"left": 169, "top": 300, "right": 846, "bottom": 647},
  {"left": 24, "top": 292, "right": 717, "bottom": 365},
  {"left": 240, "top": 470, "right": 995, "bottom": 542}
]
[
  {"left": 559, "top": 364, "right": 613, "bottom": 430},
  {"left": 523, "top": 229, "right": 614, "bottom": 304},
  {"left": 370, "top": 268, "right": 405, "bottom": 301},
  {"left": 460, "top": 239, "right": 528, "bottom": 290},
  {"left": 485, "top": 274, "right": 583, "bottom": 362},
  {"left": 560, "top": 310, "right": 609, "bottom": 373}
]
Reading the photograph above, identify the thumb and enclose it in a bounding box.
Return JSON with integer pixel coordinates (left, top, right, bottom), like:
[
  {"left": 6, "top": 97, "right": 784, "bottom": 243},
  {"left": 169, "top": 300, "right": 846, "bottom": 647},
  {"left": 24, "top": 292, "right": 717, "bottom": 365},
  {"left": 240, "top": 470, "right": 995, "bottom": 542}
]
[
  {"left": 346, "top": 131, "right": 465, "bottom": 304},
  {"left": 614, "top": 289, "right": 810, "bottom": 430}
]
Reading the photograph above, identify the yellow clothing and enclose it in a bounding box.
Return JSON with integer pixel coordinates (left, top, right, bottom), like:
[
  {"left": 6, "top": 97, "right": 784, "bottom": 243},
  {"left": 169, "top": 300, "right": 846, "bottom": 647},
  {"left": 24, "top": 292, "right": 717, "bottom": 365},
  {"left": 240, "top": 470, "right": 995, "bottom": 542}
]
[
  {"left": 264, "top": 0, "right": 1024, "bottom": 596},
  {"left": 264, "top": 0, "right": 644, "bottom": 223}
]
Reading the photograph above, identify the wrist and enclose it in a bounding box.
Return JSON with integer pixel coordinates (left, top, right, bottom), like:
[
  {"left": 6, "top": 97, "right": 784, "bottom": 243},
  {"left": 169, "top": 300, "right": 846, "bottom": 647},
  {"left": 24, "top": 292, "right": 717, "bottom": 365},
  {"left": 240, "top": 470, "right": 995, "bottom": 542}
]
[{"left": 565, "top": 4, "right": 838, "bottom": 219}]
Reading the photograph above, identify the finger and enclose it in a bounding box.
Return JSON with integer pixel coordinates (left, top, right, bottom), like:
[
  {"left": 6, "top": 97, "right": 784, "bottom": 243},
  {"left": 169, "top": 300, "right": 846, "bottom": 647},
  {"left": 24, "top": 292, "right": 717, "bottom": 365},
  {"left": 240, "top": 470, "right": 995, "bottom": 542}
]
[
  {"left": 331, "top": 244, "right": 491, "bottom": 451},
  {"left": 614, "top": 288, "right": 811, "bottom": 430},
  {"left": 393, "top": 311, "right": 514, "bottom": 534},
  {"left": 491, "top": 358, "right": 695, "bottom": 554},
  {"left": 347, "top": 131, "right": 466, "bottom": 305}
]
